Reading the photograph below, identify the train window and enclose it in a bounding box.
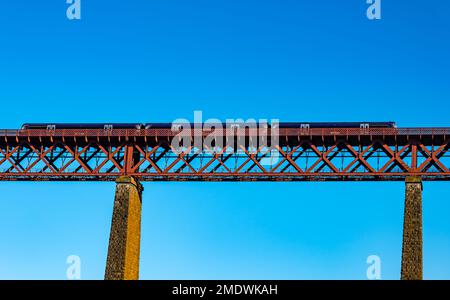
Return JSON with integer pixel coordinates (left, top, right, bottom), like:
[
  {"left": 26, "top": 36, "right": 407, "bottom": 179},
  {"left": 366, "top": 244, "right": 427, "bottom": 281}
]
[
  {"left": 230, "top": 124, "right": 240, "bottom": 130},
  {"left": 300, "top": 124, "right": 310, "bottom": 129},
  {"left": 46, "top": 125, "right": 56, "bottom": 131},
  {"left": 104, "top": 125, "right": 113, "bottom": 131}
]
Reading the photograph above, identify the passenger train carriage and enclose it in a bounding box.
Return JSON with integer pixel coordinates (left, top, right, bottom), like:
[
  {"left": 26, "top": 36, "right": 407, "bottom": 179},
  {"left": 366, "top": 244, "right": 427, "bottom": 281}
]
[{"left": 20, "top": 122, "right": 397, "bottom": 131}]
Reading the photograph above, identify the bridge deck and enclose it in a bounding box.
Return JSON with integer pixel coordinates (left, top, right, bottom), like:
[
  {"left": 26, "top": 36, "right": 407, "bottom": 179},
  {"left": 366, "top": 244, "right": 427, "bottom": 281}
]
[{"left": 0, "top": 128, "right": 448, "bottom": 181}]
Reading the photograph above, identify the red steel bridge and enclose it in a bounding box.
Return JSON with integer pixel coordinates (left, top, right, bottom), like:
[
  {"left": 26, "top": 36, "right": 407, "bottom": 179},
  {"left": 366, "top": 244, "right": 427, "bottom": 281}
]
[
  {"left": 1, "top": 125, "right": 449, "bottom": 280},
  {"left": 0, "top": 127, "right": 449, "bottom": 181}
]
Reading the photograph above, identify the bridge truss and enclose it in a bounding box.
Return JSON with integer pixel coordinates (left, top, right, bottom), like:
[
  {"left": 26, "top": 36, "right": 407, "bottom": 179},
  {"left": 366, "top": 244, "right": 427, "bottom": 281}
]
[{"left": 0, "top": 127, "right": 449, "bottom": 181}]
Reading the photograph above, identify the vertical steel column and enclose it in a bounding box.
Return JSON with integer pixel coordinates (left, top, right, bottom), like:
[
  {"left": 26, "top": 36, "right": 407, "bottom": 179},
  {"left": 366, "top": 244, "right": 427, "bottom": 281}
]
[
  {"left": 105, "top": 176, "right": 143, "bottom": 280},
  {"left": 401, "top": 176, "right": 423, "bottom": 280}
]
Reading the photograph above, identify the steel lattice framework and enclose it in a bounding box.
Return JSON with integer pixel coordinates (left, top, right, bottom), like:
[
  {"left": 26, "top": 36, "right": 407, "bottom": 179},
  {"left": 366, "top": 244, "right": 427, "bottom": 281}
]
[{"left": 0, "top": 127, "right": 449, "bottom": 181}]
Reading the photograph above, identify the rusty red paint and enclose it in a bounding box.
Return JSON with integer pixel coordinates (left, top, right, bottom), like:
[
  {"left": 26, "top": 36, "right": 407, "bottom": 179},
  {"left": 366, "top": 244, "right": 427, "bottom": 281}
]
[{"left": 0, "top": 128, "right": 448, "bottom": 181}]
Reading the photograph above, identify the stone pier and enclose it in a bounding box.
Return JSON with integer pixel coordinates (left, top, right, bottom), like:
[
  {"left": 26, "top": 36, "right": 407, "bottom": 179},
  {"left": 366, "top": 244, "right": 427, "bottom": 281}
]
[
  {"left": 105, "top": 176, "right": 143, "bottom": 280},
  {"left": 401, "top": 176, "right": 423, "bottom": 280}
]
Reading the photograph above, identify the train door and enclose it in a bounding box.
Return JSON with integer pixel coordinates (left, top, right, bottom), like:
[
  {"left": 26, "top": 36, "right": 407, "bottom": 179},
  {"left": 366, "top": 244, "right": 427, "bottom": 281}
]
[
  {"left": 360, "top": 123, "right": 369, "bottom": 134},
  {"left": 104, "top": 124, "right": 113, "bottom": 131},
  {"left": 300, "top": 123, "right": 310, "bottom": 135}
]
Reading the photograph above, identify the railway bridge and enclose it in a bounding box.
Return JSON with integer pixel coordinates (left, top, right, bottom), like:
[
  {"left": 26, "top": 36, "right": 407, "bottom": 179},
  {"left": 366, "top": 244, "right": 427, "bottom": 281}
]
[{"left": 1, "top": 126, "right": 449, "bottom": 279}]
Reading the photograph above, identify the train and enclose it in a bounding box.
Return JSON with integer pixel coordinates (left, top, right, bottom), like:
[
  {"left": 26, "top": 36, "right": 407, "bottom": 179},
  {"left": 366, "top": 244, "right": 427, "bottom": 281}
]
[
  {"left": 277, "top": 122, "right": 396, "bottom": 129},
  {"left": 20, "top": 122, "right": 397, "bottom": 130}
]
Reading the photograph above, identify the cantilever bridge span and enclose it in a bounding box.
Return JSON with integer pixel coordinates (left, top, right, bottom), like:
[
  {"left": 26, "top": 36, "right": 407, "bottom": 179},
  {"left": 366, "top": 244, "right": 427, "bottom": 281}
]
[{"left": 1, "top": 126, "right": 449, "bottom": 280}]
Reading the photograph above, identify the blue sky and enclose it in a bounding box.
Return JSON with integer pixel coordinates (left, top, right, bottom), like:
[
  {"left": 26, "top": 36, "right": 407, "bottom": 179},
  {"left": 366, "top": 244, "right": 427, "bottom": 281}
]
[{"left": 0, "top": 1, "right": 449, "bottom": 279}]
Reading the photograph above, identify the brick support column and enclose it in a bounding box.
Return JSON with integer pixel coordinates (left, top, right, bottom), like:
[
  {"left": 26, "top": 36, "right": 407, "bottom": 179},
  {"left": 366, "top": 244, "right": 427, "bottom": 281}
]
[
  {"left": 105, "top": 176, "right": 143, "bottom": 280},
  {"left": 401, "top": 176, "right": 423, "bottom": 280}
]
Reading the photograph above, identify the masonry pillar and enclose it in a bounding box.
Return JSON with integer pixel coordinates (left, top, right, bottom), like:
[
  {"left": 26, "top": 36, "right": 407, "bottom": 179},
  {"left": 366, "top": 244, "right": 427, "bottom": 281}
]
[
  {"left": 105, "top": 176, "right": 143, "bottom": 280},
  {"left": 401, "top": 176, "right": 423, "bottom": 280}
]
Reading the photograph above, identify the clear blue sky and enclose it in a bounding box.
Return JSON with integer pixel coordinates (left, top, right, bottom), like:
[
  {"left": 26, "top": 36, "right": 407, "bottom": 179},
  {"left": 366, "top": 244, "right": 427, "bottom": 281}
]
[{"left": 0, "top": 1, "right": 449, "bottom": 279}]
